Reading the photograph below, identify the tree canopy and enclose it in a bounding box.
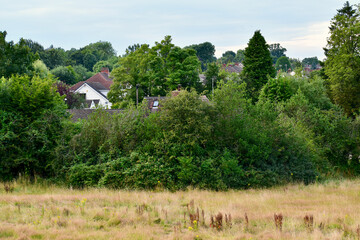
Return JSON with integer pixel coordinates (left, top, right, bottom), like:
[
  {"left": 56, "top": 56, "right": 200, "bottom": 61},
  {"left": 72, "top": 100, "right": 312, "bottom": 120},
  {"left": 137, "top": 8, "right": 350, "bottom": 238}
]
[
  {"left": 108, "top": 36, "right": 201, "bottom": 108},
  {"left": 185, "top": 42, "right": 216, "bottom": 71},
  {"left": 0, "top": 31, "right": 38, "bottom": 78},
  {"left": 275, "top": 56, "right": 292, "bottom": 72},
  {"left": 302, "top": 57, "right": 319, "bottom": 69},
  {"left": 324, "top": 1, "right": 360, "bottom": 116},
  {"left": 269, "top": 43, "right": 287, "bottom": 64},
  {"left": 243, "top": 30, "right": 276, "bottom": 100}
]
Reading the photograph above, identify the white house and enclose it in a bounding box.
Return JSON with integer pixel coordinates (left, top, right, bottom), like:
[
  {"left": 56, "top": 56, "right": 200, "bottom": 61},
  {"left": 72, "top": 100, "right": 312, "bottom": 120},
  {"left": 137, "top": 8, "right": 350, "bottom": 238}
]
[{"left": 71, "top": 68, "right": 113, "bottom": 109}]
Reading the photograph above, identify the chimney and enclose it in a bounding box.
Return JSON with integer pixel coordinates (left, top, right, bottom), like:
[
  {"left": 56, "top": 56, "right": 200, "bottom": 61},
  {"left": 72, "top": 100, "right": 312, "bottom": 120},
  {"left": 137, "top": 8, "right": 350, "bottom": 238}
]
[{"left": 101, "top": 67, "right": 110, "bottom": 76}]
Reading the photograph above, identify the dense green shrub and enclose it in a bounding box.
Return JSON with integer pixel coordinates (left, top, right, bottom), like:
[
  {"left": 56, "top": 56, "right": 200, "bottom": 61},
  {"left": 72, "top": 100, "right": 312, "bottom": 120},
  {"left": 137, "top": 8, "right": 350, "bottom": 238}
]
[
  {"left": 2, "top": 72, "right": 358, "bottom": 189},
  {"left": 68, "top": 164, "right": 104, "bottom": 188},
  {"left": 0, "top": 75, "right": 67, "bottom": 181}
]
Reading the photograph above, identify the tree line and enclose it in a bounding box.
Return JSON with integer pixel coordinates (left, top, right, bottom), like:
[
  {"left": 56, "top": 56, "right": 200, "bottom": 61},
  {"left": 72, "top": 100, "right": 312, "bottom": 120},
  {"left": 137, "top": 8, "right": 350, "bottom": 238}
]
[{"left": 0, "top": 1, "right": 359, "bottom": 189}]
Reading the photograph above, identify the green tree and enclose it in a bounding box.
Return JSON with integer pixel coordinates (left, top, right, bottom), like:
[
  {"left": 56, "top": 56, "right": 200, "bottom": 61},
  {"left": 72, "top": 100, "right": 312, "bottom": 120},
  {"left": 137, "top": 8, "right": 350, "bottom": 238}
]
[
  {"left": 32, "top": 60, "right": 50, "bottom": 78},
  {"left": 275, "top": 56, "right": 292, "bottom": 72},
  {"left": 67, "top": 41, "right": 116, "bottom": 71},
  {"left": 290, "top": 58, "right": 302, "bottom": 69},
  {"left": 23, "top": 39, "right": 44, "bottom": 54},
  {"left": 204, "top": 62, "right": 220, "bottom": 93},
  {"left": 0, "top": 75, "right": 67, "bottom": 180},
  {"left": 93, "top": 60, "right": 113, "bottom": 73},
  {"left": 185, "top": 42, "right": 216, "bottom": 71},
  {"left": 302, "top": 57, "right": 319, "bottom": 70},
  {"left": 51, "top": 66, "right": 78, "bottom": 85},
  {"left": 219, "top": 51, "right": 236, "bottom": 64},
  {"left": 243, "top": 30, "right": 276, "bottom": 100},
  {"left": 0, "top": 31, "right": 38, "bottom": 78},
  {"left": 109, "top": 36, "right": 201, "bottom": 107},
  {"left": 73, "top": 65, "right": 93, "bottom": 82},
  {"left": 269, "top": 43, "right": 287, "bottom": 64},
  {"left": 124, "top": 43, "right": 141, "bottom": 56},
  {"left": 234, "top": 49, "right": 245, "bottom": 63},
  {"left": 324, "top": 1, "right": 360, "bottom": 116},
  {"left": 40, "top": 46, "right": 68, "bottom": 69},
  {"left": 259, "top": 76, "right": 292, "bottom": 103}
]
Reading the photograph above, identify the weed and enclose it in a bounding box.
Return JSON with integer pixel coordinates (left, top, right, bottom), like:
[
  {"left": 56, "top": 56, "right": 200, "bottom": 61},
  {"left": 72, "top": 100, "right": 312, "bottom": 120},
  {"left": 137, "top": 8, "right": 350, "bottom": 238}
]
[
  {"left": 3, "top": 182, "right": 14, "bottom": 193},
  {"left": 244, "top": 212, "right": 249, "bottom": 230},
  {"left": 274, "top": 213, "right": 283, "bottom": 231},
  {"left": 304, "top": 214, "right": 314, "bottom": 232},
  {"left": 225, "top": 213, "right": 232, "bottom": 228},
  {"left": 210, "top": 212, "right": 223, "bottom": 230}
]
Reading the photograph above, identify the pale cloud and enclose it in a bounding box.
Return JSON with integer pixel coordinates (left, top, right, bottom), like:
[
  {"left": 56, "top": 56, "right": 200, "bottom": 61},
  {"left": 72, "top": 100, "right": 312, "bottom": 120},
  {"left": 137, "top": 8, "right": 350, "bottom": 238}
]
[
  {"left": 280, "top": 21, "right": 330, "bottom": 60},
  {"left": 215, "top": 22, "right": 330, "bottom": 60}
]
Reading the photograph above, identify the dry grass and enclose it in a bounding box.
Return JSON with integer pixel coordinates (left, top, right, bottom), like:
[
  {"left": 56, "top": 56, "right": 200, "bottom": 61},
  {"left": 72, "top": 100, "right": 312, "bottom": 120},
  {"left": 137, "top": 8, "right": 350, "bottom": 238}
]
[{"left": 1, "top": 179, "right": 360, "bottom": 239}]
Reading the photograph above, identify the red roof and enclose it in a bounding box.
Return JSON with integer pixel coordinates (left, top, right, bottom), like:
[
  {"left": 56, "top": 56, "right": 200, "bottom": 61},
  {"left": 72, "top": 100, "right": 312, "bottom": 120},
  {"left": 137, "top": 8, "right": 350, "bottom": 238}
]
[{"left": 70, "top": 72, "right": 113, "bottom": 91}]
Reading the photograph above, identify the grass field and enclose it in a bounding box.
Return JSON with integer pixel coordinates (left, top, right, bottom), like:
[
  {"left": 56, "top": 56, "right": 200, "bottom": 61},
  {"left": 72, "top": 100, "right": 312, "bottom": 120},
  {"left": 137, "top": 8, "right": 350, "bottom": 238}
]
[{"left": 1, "top": 179, "right": 360, "bottom": 240}]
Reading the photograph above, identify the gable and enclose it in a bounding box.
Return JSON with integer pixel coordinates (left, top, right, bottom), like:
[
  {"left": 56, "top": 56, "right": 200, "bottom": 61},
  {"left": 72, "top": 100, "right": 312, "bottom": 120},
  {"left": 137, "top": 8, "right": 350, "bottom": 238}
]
[{"left": 75, "top": 83, "right": 109, "bottom": 102}]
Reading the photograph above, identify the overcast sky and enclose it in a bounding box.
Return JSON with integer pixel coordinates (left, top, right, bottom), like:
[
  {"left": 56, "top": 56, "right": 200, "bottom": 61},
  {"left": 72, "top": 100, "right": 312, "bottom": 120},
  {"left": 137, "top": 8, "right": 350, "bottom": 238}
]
[{"left": 1, "top": 0, "right": 357, "bottom": 60}]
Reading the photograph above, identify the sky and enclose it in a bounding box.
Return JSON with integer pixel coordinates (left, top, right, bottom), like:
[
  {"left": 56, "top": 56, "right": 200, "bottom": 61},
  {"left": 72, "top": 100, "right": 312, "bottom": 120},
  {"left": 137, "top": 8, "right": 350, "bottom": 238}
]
[{"left": 0, "top": 0, "right": 358, "bottom": 61}]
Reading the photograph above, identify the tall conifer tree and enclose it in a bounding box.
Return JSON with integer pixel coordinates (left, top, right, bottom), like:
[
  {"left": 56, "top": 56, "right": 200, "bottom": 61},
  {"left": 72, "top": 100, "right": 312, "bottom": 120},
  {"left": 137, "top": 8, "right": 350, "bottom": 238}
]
[{"left": 243, "top": 30, "right": 276, "bottom": 100}]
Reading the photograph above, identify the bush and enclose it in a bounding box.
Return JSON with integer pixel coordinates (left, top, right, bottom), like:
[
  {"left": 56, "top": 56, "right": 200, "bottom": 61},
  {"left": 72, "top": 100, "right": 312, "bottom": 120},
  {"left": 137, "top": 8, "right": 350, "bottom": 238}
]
[
  {"left": 68, "top": 164, "right": 104, "bottom": 188},
  {"left": 0, "top": 75, "right": 67, "bottom": 181}
]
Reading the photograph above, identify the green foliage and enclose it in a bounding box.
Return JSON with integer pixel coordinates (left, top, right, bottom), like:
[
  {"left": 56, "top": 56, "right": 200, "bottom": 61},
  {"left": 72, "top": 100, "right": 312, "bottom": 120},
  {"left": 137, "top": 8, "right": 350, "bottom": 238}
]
[
  {"left": 302, "top": 57, "right": 319, "bottom": 70},
  {"left": 92, "top": 60, "right": 113, "bottom": 73},
  {"left": 109, "top": 36, "right": 201, "bottom": 107},
  {"left": 73, "top": 65, "right": 93, "bottom": 82},
  {"left": 51, "top": 66, "right": 78, "bottom": 85},
  {"left": 68, "top": 164, "right": 104, "bottom": 188},
  {"left": 243, "top": 30, "right": 276, "bottom": 100},
  {"left": 55, "top": 82, "right": 85, "bottom": 109},
  {"left": 66, "top": 41, "right": 116, "bottom": 72},
  {"left": 23, "top": 39, "right": 44, "bottom": 54},
  {"left": 0, "top": 75, "right": 67, "bottom": 180},
  {"left": 269, "top": 43, "right": 287, "bottom": 64},
  {"left": 204, "top": 62, "right": 220, "bottom": 93},
  {"left": 290, "top": 58, "right": 302, "bottom": 70},
  {"left": 219, "top": 51, "right": 236, "bottom": 64},
  {"left": 32, "top": 60, "right": 50, "bottom": 78},
  {"left": 324, "top": 1, "right": 360, "bottom": 116},
  {"left": 185, "top": 42, "right": 216, "bottom": 71},
  {"left": 153, "top": 90, "right": 213, "bottom": 155},
  {"left": 0, "top": 31, "right": 38, "bottom": 78},
  {"left": 40, "top": 47, "right": 67, "bottom": 69},
  {"left": 275, "top": 56, "right": 292, "bottom": 72},
  {"left": 234, "top": 49, "right": 245, "bottom": 63},
  {"left": 259, "top": 76, "right": 292, "bottom": 103}
]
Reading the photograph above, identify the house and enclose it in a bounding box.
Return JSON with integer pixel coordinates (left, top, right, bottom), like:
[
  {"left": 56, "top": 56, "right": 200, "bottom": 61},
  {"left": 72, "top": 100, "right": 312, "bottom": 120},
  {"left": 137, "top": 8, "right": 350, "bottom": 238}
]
[
  {"left": 70, "top": 67, "right": 113, "bottom": 109},
  {"left": 199, "top": 63, "right": 244, "bottom": 85},
  {"left": 223, "top": 62, "right": 243, "bottom": 74}
]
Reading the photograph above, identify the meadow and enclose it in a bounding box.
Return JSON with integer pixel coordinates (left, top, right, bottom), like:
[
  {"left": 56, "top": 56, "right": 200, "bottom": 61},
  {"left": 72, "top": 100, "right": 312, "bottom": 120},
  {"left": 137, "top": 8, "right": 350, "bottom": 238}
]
[{"left": 1, "top": 179, "right": 360, "bottom": 240}]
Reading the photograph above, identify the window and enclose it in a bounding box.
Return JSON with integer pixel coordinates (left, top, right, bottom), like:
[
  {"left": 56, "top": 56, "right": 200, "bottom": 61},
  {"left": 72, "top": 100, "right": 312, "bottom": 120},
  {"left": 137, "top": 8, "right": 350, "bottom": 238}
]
[{"left": 153, "top": 101, "right": 159, "bottom": 107}]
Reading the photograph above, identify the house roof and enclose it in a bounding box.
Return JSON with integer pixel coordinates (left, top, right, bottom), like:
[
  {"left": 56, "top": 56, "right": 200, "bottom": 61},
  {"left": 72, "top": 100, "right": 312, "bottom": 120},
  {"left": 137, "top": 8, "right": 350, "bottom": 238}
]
[
  {"left": 223, "top": 63, "right": 243, "bottom": 73},
  {"left": 70, "top": 71, "right": 113, "bottom": 92}
]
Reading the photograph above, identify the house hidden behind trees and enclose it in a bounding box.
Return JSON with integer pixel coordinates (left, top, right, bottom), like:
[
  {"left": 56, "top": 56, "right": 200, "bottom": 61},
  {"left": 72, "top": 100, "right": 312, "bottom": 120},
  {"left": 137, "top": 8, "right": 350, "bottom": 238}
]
[{"left": 70, "top": 67, "right": 113, "bottom": 109}]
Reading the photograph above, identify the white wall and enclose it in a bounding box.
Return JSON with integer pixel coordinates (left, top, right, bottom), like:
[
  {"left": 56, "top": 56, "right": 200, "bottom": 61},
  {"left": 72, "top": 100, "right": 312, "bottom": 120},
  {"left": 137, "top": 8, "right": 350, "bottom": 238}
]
[{"left": 75, "top": 84, "right": 112, "bottom": 109}]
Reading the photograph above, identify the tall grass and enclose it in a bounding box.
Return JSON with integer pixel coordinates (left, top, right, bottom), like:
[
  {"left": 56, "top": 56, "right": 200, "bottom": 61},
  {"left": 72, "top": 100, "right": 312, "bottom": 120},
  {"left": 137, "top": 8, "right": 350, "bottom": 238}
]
[{"left": 1, "top": 179, "right": 360, "bottom": 239}]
